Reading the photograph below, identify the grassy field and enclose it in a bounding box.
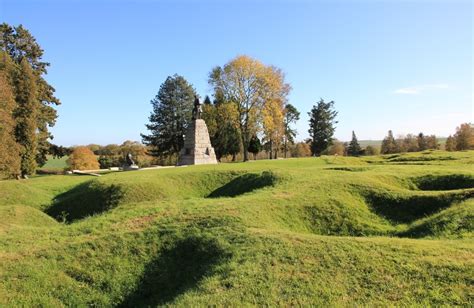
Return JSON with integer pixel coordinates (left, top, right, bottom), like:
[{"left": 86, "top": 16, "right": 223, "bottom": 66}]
[
  {"left": 0, "top": 150, "right": 473, "bottom": 306},
  {"left": 39, "top": 155, "right": 69, "bottom": 171}
]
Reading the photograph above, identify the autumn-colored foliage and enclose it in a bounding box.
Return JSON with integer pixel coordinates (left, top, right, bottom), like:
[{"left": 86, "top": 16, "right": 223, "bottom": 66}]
[
  {"left": 454, "top": 123, "right": 474, "bottom": 150},
  {"left": 67, "top": 146, "right": 99, "bottom": 170},
  {"left": 0, "top": 61, "right": 21, "bottom": 178},
  {"left": 262, "top": 98, "right": 285, "bottom": 159},
  {"left": 209, "top": 55, "right": 290, "bottom": 161}
]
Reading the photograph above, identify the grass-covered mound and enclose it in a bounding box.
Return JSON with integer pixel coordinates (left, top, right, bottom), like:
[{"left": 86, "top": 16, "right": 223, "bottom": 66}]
[{"left": 0, "top": 150, "right": 473, "bottom": 306}]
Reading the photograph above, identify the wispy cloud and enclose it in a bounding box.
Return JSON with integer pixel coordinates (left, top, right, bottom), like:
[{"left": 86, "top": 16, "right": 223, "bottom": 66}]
[{"left": 394, "top": 84, "right": 450, "bottom": 95}]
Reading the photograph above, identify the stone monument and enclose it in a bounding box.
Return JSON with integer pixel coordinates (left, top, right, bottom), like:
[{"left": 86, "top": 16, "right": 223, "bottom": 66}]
[
  {"left": 177, "top": 96, "right": 218, "bottom": 166},
  {"left": 123, "top": 152, "right": 139, "bottom": 170}
]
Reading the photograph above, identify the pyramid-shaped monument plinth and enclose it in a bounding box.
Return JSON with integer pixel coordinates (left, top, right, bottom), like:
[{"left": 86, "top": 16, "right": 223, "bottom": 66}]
[{"left": 177, "top": 119, "right": 218, "bottom": 165}]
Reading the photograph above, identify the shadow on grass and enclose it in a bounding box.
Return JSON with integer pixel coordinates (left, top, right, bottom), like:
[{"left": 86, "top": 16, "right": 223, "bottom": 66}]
[
  {"left": 207, "top": 171, "right": 277, "bottom": 198},
  {"left": 119, "top": 235, "right": 231, "bottom": 307},
  {"left": 364, "top": 190, "right": 474, "bottom": 224},
  {"left": 413, "top": 174, "right": 474, "bottom": 191},
  {"left": 45, "top": 180, "right": 124, "bottom": 223}
]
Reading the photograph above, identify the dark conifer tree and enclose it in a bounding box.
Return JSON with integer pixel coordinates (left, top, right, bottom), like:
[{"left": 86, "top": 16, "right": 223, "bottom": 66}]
[
  {"left": 347, "top": 131, "right": 362, "bottom": 156},
  {"left": 248, "top": 135, "right": 262, "bottom": 160},
  {"left": 308, "top": 99, "right": 338, "bottom": 156},
  {"left": 141, "top": 75, "right": 196, "bottom": 158},
  {"left": 203, "top": 95, "right": 212, "bottom": 105},
  {"left": 213, "top": 122, "right": 241, "bottom": 161}
]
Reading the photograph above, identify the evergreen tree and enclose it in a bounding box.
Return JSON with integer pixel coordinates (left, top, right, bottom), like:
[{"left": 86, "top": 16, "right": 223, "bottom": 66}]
[
  {"left": 308, "top": 99, "right": 338, "bottom": 156},
  {"left": 0, "top": 52, "right": 21, "bottom": 178},
  {"left": 381, "top": 130, "right": 398, "bottom": 154},
  {"left": 347, "top": 131, "right": 362, "bottom": 156},
  {"left": 213, "top": 121, "right": 241, "bottom": 161},
  {"left": 283, "top": 103, "right": 300, "bottom": 158},
  {"left": 14, "top": 58, "right": 38, "bottom": 177},
  {"left": 206, "top": 101, "right": 241, "bottom": 161},
  {"left": 141, "top": 75, "right": 196, "bottom": 158},
  {"left": 248, "top": 135, "right": 262, "bottom": 160},
  {"left": 1, "top": 23, "right": 59, "bottom": 166},
  {"left": 203, "top": 95, "right": 212, "bottom": 105}
]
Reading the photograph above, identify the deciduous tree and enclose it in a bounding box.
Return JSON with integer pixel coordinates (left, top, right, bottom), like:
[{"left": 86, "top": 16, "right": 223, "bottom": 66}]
[
  {"left": 0, "top": 53, "right": 21, "bottom": 178},
  {"left": 381, "top": 130, "right": 398, "bottom": 154},
  {"left": 208, "top": 55, "right": 290, "bottom": 161},
  {"left": 262, "top": 98, "right": 285, "bottom": 159},
  {"left": 15, "top": 58, "right": 38, "bottom": 177},
  {"left": 445, "top": 135, "right": 456, "bottom": 151},
  {"left": 454, "top": 123, "right": 474, "bottom": 150},
  {"left": 67, "top": 146, "right": 99, "bottom": 170},
  {"left": 283, "top": 104, "right": 300, "bottom": 158}
]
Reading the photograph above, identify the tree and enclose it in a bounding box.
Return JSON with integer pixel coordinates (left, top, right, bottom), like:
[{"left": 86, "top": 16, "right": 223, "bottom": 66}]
[
  {"left": 15, "top": 58, "right": 38, "bottom": 177},
  {"left": 208, "top": 55, "right": 290, "bottom": 161},
  {"left": 283, "top": 104, "right": 300, "bottom": 158},
  {"left": 445, "top": 135, "right": 456, "bottom": 151},
  {"left": 308, "top": 99, "right": 338, "bottom": 156},
  {"left": 248, "top": 135, "right": 262, "bottom": 160},
  {"left": 202, "top": 100, "right": 242, "bottom": 161},
  {"left": 364, "top": 145, "right": 379, "bottom": 156},
  {"left": 67, "top": 146, "right": 99, "bottom": 170},
  {"left": 425, "top": 135, "right": 439, "bottom": 150},
  {"left": 347, "top": 131, "right": 362, "bottom": 156},
  {"left": 401, "top": 134, "right": 419, "bottom": 152},
  {"left": 214, "top": 121, "right": 241, "bottom": 161},
  {"left": 291, "top": 142, "right": 311, "bottom": 157},
  {"left": 454, "top": 123, "right": 474, "bottom": 150},
  {"left": 381, "top": 130, "right": 398, "bottom": 154},
  {"left": 0, "top": 53, "right": 21, "bottom": 178},
  {"left": 262, "top": 98, "right": 285, "bottom": 159},
  {"left": 327, "top": 140, "right": 346, "bottom": 156},
  {"left": 203, "top": 95, "right": 212, "bottom": 105},
  {"left": 48, "top": 144, "right": 70, "bottom": 159},
  {"left": 141, "top": 75, "right": 196, "bottom": 158},
  {"left": 1, "top": 23, "right": 60, "bottom": 167},
  {"left": 417, "top": 133, "right": 427, "bottom": 151}
]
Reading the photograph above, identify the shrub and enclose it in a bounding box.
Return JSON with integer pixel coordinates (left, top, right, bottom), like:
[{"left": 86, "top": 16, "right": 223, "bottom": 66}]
[{"left": 67, "top": 146, "right": 100, "bottom": 170}]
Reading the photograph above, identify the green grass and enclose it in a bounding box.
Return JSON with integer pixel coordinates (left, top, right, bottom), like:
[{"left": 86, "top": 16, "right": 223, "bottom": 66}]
[
  {"left": 0, "top": 150, "right": 473, "bottom": 306},
  {"left": 39, "top": 155, "right": 69, "bottom": 171}
]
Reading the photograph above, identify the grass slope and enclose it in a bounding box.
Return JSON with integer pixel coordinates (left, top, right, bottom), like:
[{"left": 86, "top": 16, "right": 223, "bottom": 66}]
[{"left": 0, "top": 150, "right": 473, "bottom": 306}]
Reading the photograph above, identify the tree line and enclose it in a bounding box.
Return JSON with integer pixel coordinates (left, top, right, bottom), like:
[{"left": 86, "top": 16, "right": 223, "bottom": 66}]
[
  {"left": 141, "top": 55, "right": 474, "bottom": 162},
  {"left": 379, "top": 124, "right": 474, "bottom": 154},
  {"left": 141, "top": 56, "right": 331, "bottom": 163},
  {"left": 1, "top": 25, "right": 472, "bottom": 176}
]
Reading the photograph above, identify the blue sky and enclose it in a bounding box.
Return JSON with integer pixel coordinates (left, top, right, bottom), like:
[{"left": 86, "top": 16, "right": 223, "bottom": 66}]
[{"left": 2, "top": 0, "right": 472, "bottom": 146}]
